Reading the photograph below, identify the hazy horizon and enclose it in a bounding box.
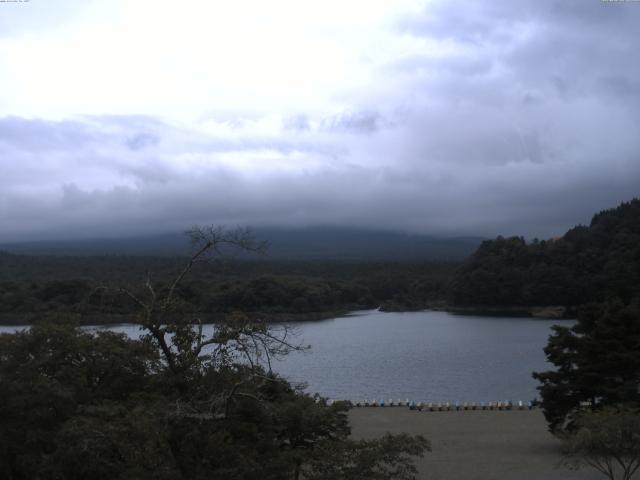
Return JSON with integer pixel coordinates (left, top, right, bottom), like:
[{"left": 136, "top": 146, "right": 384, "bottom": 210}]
[{"left": 2, "top": 0, "right": 639, "bottom": 243}]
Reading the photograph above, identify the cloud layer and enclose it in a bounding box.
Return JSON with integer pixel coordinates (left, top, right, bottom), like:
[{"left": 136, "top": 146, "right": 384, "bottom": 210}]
[{"left": 1, "top": 0, "right": 639, "bottom": 242}]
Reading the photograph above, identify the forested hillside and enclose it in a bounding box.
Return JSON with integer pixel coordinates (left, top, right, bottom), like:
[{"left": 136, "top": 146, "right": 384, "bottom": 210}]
[
  {"left": 5, "top": 199, "right": 639, "bottom": 323},
  {"left": 0, "top": 254, "right": 455, "bottom": 324},
  {"left": 450, "top": 199, "right": 640, "bottom": 309}
]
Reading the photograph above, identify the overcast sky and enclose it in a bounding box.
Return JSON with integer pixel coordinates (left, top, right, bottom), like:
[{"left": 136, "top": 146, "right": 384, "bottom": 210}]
[{"left": 1, "top": 0, "right": 639, "bottom": 242}]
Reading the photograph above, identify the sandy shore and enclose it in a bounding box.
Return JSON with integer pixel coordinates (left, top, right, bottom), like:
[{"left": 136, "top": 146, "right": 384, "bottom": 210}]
[{"left": 349, "top": 408, "right": 602, "bottom": 480}]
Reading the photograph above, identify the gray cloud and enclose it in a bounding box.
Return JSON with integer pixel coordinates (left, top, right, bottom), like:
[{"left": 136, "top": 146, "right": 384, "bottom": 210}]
[
  {"left": 1, "top": 0, "right": 640, "bottom": 243},
  {"left": 320, "top": 110, "right": 382, "bottom": 134},
  {"left": 123, "top": 133, "right": 160, "bottom": 151},
  {"left": 1, "top": 111, "right": 638, "bottom": 244}
]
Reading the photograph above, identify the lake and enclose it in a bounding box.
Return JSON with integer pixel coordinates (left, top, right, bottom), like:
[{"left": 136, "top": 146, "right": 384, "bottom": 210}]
[
  {"left": 0, "top": 309, "right": 571, "bottom": 403},
  {"left": 273, "top": 310, "right": 571, "bottom": 403}
]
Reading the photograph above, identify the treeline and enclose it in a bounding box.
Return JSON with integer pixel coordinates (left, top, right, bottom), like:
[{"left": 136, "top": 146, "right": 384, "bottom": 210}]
[
  {"left": 0, "top": 254, "right": 456, "bottom": 324},
  {"left": 0, "top": 230, "right": 430, "bottom": 479},
  {"left": 4, "top": 198, "right": 640, "bottom": 322},
  {"left": 450, "top": 199, "right": 640, "bottom": 309},
  {"left": 534, "top": 298, "right": 640, "bottom": 432}
]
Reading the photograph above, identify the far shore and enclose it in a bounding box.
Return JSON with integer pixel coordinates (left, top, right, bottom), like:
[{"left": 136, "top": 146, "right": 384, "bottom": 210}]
[
  {"left": 0, "top": 309, "right": 354, "bottom": 327},
  {"left": 422, "top": 304, "right": 576, "bottom": 319},
  {"left": 349, "top": 408, "right": 599, "bottom": 480},
  {"left": 0, "top": 305, "right": 577, "bottom": 327}
]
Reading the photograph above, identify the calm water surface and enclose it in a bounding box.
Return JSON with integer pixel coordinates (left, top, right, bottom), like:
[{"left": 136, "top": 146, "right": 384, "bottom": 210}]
[
  {"left": 273, "top": 310, "right": 572, "bottom": 403},
  {"left": 0, "top": 310, "right": 572, "bottom": 403}
]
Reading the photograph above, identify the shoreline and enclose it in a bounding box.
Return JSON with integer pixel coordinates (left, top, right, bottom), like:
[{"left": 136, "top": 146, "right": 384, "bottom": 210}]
[
  {"left": 0, "top": 305, "right": 575, "bottom": 327},
  {"left": 0, "top": 309, "right": 355, "bottom": 327},
  {"left": 424, "top": 304, "right": 575, "bottom": 320}
]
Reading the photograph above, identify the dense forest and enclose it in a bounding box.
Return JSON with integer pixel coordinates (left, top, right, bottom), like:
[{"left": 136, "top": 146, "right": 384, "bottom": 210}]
[
  {"left": 0, "top": 229, "right": 429, "bottom": 479},
  {"left": 450, "top": 199, "right": 640, "bottom": 311},
  {"left": 0, "top": 253, "right": 455, "bottom": 325},
  {"left": 444, "top": 199, "right": 640, "bottom": 442},
  {"left": 3, "top": 199, "right": 639, "bottom": 325}
]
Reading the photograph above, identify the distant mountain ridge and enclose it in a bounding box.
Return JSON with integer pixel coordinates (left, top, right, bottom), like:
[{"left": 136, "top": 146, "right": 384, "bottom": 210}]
[{"left": 0, "top": 227, "right": 484, "bottom": 261}]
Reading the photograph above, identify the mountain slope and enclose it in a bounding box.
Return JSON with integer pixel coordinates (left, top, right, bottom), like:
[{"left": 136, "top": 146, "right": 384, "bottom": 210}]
[
  {"left": 450, "top": 199, "right": 640, "bottom": 307},
  {"left": 0, "top": 227, "right": 483, "bottom": 261}
]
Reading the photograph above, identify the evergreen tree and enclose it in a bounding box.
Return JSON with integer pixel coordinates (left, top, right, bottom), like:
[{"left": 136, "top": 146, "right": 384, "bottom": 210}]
[{"left": 533, "top": 299, "right": 640, "bottom": 432}]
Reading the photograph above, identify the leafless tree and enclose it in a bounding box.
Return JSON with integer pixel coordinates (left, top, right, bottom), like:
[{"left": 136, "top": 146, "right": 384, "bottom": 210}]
[{"left": 99, "top": 226, "right": 307, "bottom": 412}]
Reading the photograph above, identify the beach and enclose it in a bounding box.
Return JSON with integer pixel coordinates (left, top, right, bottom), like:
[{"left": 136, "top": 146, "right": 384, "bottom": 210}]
[{"left": 349, "top": 408, "right": 603, "bottom": 480}]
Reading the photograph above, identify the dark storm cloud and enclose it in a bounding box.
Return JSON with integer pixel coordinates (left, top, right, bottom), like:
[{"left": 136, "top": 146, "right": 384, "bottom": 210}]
[
  {"left": 1, "top": 0, "right": 640, "bottom": 243},
  {"left": 1, "top": 110, "right": 637, "bottom": 244}
]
